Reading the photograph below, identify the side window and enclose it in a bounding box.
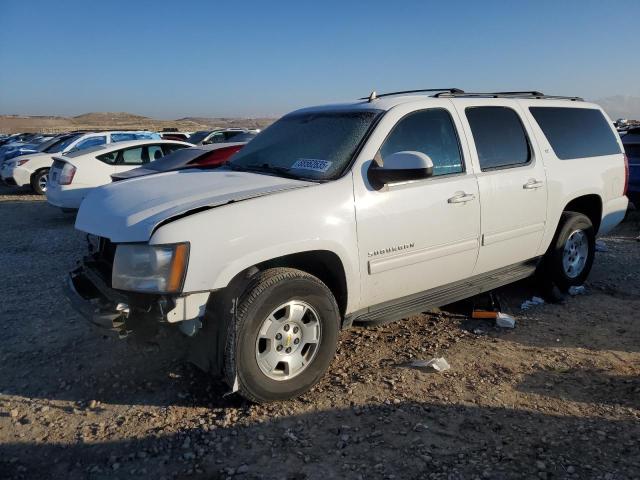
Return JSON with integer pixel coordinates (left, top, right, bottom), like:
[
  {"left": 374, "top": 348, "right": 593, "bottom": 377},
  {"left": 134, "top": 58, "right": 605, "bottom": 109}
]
[
  {"left": 96, "top": 151, "right": 118, "bottom": 164},
  {"left": 111, "top": 133, "right": 136, "bottom": 142},
  {"left": 118, "top": 147, "right": 145, "bottom": 165},
  {"left": 207, "top": 132, "right": 226, "bottom": 144},
  {"left": 147, "top": 145, "right": 164, "bottom": 162},
  {"left": 529, "top": 107, "right": 621, "bottom": 159},
  {"left": 465, "top": 107, "right": 530, "bottom": 170},
  {"left": 380, "top": 109, "right": 464, "bottom": 177},
  {"left": 162, "top": 143, "right": 188, "bottom": 155},
  {"left": 73, "top": 136, "right": 106, "bottom": 152}
]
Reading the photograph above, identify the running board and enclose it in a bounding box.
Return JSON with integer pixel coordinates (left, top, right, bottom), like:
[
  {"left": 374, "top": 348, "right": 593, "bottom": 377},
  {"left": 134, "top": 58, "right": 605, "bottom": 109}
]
[{"left": 345, "top": 258, "right": 539, "bottom": 327}]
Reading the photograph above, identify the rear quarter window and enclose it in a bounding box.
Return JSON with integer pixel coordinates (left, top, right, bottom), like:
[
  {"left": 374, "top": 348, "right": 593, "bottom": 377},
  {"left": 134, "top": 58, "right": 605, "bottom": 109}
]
[{"left": 529, "top": 107, "right": 621, "bottom": 160}]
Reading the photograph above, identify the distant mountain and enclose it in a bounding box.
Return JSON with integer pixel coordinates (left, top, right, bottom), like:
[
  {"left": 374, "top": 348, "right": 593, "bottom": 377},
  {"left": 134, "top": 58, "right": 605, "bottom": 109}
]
[
  {"left": 178, "top": 117, "right": 274, "bottom": 130},
  {"left": 0, "top": 112, "right": 276, "bottom": 134},
  {"left": 594, "top": 96, "right": 640, "bottom": 121}
]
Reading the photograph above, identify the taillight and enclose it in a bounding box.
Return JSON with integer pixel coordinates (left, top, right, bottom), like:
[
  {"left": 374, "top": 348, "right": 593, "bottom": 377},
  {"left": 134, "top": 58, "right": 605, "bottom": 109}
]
[
  {"left": 623, "top": 154, "right": 629, "bottom": 196},
  {"left": 191, "top": 145, "right": 244, "bottom": 167},
  {"left": 17, "top": 159, "right": 29, "bottom": 166},
  {"left": 59, "top": 163, "right": 76, "bottom": 185}
]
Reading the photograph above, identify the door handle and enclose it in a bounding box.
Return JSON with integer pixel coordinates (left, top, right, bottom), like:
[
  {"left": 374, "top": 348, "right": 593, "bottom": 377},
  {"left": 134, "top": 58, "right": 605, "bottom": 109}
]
[
  {"left": 448, "top": 191, "right": 476, "bottom": 204},
  {"left": 523, "top": 179, "right": 544, "bottom": 190}
]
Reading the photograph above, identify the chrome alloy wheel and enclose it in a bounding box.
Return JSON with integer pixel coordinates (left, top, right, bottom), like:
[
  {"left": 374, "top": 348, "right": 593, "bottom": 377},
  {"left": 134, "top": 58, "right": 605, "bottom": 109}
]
[
  {"left": 39, "top": 173, "right": 48, "bottom": 192},
  {"left": 562, "top": 229, "right": 589, "bottom": 278},
  {"left": 255, "top": 300, "right": 321, "bottom": 381}
]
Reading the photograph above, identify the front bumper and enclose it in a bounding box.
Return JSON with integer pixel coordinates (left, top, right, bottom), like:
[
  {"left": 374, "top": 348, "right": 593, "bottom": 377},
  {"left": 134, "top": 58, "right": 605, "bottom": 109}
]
[
  {"left": 1, "top": 165, "right": 31, "bottom": 187},
  {"left": 64, "top": 266, "right": 130, "bottom": 333},
  {"left": 64, "top": 262, "right": 210, "bottom": 337}
]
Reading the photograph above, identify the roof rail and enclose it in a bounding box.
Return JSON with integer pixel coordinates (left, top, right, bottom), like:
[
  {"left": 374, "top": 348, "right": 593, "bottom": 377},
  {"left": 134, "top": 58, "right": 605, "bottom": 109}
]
[
  {"left": 361, "top": 88, "right": 464, "bottom": 101},
  {"left": 434, "top": 90, "right": 583, "bottom": 101}
]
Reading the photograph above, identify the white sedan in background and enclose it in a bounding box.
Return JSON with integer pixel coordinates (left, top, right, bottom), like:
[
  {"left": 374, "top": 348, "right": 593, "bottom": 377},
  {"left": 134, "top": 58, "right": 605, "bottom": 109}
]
[{"left": 46, "top": 139, "right": 191, "bottom": 211}]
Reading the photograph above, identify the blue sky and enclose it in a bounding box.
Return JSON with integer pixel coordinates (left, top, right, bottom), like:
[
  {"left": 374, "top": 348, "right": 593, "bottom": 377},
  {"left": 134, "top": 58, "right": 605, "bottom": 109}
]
[{"left": 1, "top": 0, "right": 639, "bottom": 118}]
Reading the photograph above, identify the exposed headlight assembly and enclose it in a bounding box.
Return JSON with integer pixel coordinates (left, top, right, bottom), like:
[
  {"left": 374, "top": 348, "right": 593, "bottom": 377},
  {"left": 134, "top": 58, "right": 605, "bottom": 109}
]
[{"left": 112, "top": 243, "right": 189, "bottom": 293}]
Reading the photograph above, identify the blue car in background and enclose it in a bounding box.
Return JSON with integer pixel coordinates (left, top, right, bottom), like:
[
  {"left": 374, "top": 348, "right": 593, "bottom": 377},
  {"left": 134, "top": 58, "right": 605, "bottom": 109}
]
[{"left": 622, "top": 127, "right": 640, "bottom": 203}]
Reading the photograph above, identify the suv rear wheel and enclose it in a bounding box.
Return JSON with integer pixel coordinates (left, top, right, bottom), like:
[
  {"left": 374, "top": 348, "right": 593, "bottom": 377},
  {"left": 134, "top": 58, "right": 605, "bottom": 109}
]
[
  {"left": 30, "top": 168, "right": 49, "bottom": 195},
  {"left": 225, "top": 268, "right": 340, "bottom": 403},
  {"left": 543, "top": 211, "right": 596, "bottom": 292}
]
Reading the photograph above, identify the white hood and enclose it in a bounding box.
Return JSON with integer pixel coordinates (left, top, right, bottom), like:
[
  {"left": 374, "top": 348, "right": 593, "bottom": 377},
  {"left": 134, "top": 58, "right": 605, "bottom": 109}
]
[{"left": 75, "top": 169, "right": 313, "bottom": 242}]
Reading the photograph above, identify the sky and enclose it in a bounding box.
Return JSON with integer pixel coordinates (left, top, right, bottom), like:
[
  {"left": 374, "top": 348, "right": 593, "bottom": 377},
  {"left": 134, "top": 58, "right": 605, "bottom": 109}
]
[{"left": 1, "top": 0, "right": 639, "bottom": 119}]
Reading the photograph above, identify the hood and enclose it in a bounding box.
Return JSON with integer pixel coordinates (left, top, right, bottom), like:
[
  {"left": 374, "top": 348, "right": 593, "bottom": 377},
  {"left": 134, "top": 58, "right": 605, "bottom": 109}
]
[{"left": 75, "top": 169, "right": 314, "bottom": 242}]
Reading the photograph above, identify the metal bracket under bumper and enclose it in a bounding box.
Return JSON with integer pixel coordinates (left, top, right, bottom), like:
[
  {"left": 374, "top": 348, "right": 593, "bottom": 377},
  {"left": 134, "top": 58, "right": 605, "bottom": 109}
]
[{"left": 63, "top": 271, "right": 127, "bottom": 332}]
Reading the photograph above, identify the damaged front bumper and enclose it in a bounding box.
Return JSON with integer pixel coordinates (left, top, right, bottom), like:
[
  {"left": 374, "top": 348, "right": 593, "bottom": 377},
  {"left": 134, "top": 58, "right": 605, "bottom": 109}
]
[{"left": 64, "top": 264, "right": 210, "bottom": 337}]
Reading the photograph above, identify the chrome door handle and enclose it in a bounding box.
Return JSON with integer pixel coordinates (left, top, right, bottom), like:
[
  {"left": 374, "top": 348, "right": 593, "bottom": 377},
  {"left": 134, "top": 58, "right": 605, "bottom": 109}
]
[
  {"left": 523, "top": 179, "right": 544, "bottom": 189},
  {"left": 448, "top": 191, "right": 476, "bottom": 204}
]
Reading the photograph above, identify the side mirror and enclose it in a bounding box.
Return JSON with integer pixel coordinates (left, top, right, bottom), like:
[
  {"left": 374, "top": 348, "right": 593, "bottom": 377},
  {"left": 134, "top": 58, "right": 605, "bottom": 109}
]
[{"left": 368, "top": 151, "right": 434, "bottom": 188}]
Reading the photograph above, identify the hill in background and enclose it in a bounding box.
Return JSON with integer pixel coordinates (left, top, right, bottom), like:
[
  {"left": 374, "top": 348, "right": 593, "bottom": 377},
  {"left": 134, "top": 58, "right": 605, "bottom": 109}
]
[{"left": 0, "top": 112, "right": 275, "bottom": 134}]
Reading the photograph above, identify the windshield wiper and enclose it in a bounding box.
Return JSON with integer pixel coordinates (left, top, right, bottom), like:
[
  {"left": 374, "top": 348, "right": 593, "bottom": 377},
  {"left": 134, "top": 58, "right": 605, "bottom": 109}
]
[{"left": 230, "top": 162, "right": 299, "bottom": 179}]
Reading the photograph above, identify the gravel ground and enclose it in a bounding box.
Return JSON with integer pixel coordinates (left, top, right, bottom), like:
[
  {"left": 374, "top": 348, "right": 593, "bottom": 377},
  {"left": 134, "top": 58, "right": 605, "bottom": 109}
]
[{"left": 1, "top": 184, "right": 639, "bottom": 480}]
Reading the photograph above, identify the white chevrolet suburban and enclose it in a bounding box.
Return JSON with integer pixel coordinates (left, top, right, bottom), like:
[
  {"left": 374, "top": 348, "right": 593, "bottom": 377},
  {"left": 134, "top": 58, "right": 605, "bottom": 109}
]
[{"left": 65, "top": 89, "right": 629, "bottom": 403}]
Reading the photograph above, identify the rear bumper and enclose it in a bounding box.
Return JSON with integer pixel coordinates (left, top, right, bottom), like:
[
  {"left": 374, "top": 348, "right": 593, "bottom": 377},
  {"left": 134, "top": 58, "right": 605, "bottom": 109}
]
[
  {"left": 47, "top": 183, "right": 85, "bottom": 209},
  {"left": 599, "top": 195, "right": 629, "bottom": 236}
]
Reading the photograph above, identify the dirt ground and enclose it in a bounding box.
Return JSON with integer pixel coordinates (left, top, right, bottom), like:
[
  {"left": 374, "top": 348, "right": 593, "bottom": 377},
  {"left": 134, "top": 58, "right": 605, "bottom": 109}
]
[{"left": 0, "top": 185, "right": 639, "bottom": 480}]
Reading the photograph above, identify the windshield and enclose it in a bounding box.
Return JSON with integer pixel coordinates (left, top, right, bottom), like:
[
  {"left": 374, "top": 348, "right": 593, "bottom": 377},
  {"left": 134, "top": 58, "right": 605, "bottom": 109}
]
[
  {"left": 229, "top": 109, "right": 381, "bottom": 181},
  {"left": 44, "top": 134, "right": 82, "bottom": 153},
  {"left": 188, "top": 131, "right": 212, "bottom": 145}
]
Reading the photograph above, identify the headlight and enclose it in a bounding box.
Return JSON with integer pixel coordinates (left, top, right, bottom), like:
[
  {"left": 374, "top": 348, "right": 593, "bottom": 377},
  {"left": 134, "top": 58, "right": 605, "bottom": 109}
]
[{"left": 112, "top": 243, "right": 189, "bottom": 293}]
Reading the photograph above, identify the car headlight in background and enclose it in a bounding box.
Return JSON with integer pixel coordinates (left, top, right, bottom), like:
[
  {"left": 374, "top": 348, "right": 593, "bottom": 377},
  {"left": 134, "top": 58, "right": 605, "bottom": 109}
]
[{"left": 112, "top": 243, "right": 189, "bottom": 293}]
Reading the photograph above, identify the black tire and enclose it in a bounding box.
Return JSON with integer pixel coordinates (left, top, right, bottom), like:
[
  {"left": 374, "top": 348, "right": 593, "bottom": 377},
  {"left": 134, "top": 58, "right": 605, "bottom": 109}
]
[
  {"left": 225, "top": 267, "right": 340, "bottom": 403},
  {"left": 542, "top": 211, "right": 595, "bottom": 292},
  {"left": 30, "top": 168, "right": 49, "bottom": 195}
]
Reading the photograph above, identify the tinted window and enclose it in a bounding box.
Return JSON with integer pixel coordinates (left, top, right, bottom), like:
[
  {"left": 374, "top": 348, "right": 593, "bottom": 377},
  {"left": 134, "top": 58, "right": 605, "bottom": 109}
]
[
  {"left": 96, "top": 151, "right": 118, "bottom": 165},
  {"left": 72, "top": 136, "right": 106, "bottom": 152},
  {"left": 466, "top": 107, "right": 530, "bottom": 170},
  {"left": 162, "top": 143, "right": 188, "bottom": 155},
  {"left": 44, "top": 134, "right": 82, "bottom": 153},
  {"left": 111, "top": 133, "right": 136, "bottom": 142},
  {"left": 529, "top": 107, "right": 621, "bottom": 160},
  {"left": 380, "top": 109, "right": 463, "bottom": 176}
]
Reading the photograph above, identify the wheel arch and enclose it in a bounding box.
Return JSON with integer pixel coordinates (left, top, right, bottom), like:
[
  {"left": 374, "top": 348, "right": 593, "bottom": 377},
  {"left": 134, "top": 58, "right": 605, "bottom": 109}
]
[
  {"left": 562, "top": 194, "right": 603, "bottom": 233},
  {"left": 224, "top": 250, "right": 350, "bottom": 319}
]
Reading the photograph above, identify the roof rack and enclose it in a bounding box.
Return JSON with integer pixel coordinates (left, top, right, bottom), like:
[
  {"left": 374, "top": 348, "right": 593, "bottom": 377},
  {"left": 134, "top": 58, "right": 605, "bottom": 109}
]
[
  {"left": 361, "top": 88, "right": 464, "bottom": 102},
  {"left": 434, "top": 90, "right": 583, "bottom": 101}
]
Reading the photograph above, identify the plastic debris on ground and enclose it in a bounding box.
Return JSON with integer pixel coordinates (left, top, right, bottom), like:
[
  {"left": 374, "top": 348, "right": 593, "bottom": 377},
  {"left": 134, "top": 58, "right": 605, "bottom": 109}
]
[
  {"left": 520, "top": 296, "right": 545, "bottom": 310},
  {"left": 595, "top": 240, "right": 608, "bottom": 252},
  {"left": 495, "top": 312, "right": 516, "bottom": 328},
  {"left": 568, "top": 285, "right": 586, "bottom": 296},
  {"left": 409, "top": 357, "right": 451, "bottom": 373}
]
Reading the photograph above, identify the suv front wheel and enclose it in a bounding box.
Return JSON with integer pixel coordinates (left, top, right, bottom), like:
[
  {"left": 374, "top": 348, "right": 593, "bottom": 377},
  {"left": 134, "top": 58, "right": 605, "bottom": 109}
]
[
  {"left": 225, "top": 268, "right": 340, "bottom": 403},
  {"left": 544, "top": 211, "right": 596, "bottom": 292}
]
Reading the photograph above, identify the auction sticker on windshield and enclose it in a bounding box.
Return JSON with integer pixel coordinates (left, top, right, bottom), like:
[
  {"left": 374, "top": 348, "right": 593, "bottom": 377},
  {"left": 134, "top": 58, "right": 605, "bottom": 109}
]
[{"left": 291, "top": 159, "right": 333, "bottom": 172}]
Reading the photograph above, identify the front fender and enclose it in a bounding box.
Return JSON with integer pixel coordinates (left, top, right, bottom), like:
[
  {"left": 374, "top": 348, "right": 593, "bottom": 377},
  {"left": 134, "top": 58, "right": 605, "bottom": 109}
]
[{"left": 149, "top": 177, "right": 361, "bottom": 313}]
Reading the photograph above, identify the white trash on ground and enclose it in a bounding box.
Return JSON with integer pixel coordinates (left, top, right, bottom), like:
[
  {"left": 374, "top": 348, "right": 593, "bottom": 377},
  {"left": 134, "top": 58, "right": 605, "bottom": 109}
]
[
  {"left": 595, "top": 240, "right": 608, "bottom": 252},
  {"left": 520, "top": 296, "right": 545, "bottom": 310},
  {"left": 410, "top": 357, "right": 451, "bottom": 372},
  {"left": 568, "top": 285, "right": 586, "bottom": 296},
  {"left": 495, "top": 312, "right": 516, "bottom": 328}
]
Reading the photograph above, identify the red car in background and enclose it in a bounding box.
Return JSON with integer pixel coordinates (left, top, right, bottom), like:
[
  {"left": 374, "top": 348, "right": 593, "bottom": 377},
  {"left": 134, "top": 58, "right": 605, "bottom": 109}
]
[{"left": 111, "top": 142, "right": 245, "bottom": 182}]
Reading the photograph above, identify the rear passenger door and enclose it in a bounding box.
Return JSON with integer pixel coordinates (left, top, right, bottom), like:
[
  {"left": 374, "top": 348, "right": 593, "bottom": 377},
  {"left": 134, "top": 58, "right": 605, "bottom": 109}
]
[{"left": 454, "top": 102, "right": 548, "bottom": 274}]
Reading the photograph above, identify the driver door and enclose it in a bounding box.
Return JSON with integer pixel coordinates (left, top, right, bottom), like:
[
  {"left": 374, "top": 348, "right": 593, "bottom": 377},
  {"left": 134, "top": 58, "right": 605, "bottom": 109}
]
[{"left": 354, "top": 101, "right": 481, "bottom": 308}]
